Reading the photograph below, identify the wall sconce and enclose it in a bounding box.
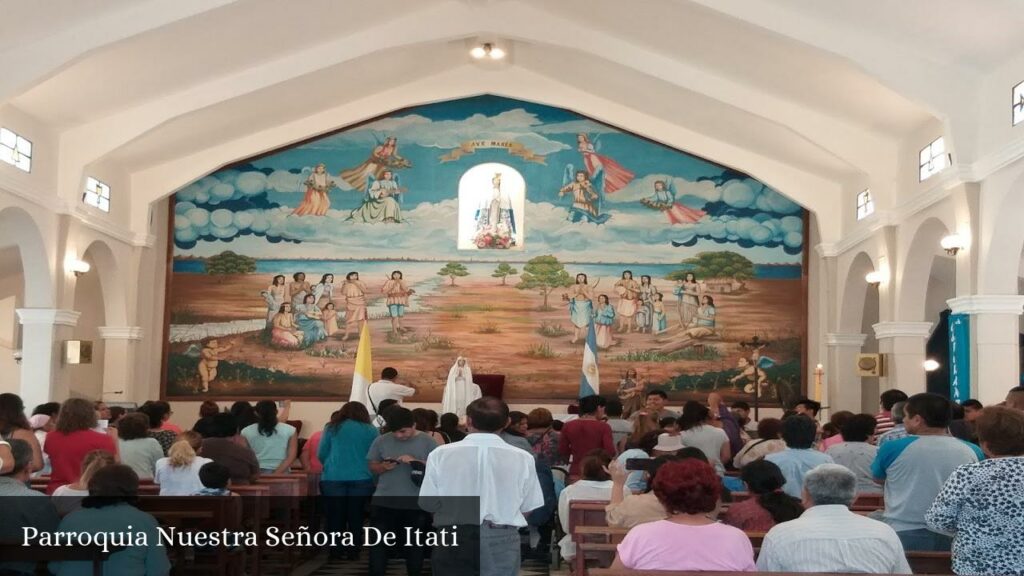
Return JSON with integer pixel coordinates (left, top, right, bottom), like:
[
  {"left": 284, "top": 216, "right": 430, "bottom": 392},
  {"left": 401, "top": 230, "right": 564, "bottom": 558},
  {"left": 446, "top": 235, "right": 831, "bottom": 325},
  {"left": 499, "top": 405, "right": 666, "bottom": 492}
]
[
  {"left": 865, "top": 270, "right": 885, "bottom": 286},
  {"left": 66, "top": 258, "right": 91, "bottom": 277},
  {"left": 470, "top": 43, "right": 506, "bottom": 60},
  {"left": 940, "top": 234, "right": 965, "bottom": 256},
  {"left": 923, "top": 359, "right": 941, "bottom": 372}
]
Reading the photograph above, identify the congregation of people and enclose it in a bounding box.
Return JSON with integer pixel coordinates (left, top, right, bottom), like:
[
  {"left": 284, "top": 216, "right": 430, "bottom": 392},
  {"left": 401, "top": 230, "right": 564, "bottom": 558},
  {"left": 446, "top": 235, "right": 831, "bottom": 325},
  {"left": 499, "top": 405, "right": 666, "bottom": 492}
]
[{"left": 0, "top": 378, "right": 1022, "bottom": 576}]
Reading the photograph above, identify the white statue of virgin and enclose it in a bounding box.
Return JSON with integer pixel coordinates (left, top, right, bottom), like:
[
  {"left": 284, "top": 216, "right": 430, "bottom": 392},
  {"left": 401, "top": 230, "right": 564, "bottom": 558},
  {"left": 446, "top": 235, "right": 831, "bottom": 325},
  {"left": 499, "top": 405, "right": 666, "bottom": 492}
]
[{"left": 441, "top": 356, "right": 482, "bottom": 418}]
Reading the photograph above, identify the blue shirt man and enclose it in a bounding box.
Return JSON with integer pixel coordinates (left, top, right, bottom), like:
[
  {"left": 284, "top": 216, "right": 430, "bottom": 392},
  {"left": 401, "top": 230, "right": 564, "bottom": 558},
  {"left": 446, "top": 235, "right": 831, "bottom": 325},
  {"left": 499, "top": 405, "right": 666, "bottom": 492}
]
[{"left": 765, "top": 415, "right": 833, "bottom": 498}]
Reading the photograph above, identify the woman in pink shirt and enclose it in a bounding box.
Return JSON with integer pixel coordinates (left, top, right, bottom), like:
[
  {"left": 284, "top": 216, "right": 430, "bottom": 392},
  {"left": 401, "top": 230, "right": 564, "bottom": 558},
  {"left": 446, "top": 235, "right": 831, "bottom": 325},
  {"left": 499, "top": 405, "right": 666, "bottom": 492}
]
[
  {"left": 611, "top": 459, "right": 755, "bottom": 572},
  {"left": 819, "top": 410, "right": 854, "bottom": 452}
]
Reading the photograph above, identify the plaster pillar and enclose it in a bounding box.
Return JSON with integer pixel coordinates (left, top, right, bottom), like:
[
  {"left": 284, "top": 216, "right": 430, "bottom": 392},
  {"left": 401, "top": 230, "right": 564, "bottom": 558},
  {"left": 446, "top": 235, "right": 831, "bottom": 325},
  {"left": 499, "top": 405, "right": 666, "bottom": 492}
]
[
  {"left": 947, "top": 296, "right": 1024, "bottom": 405},
  {"left": 15, "top": 308, "right": 80, "bottom": 409},
  {"left": 872, "top": 322, "right": 932, "bottom": 396},
  {"left": 825, "top": 333, "right": 866, "bottom": 413},
  {"left": 98, "top": 326, "right": 143, "bottom": 403}
]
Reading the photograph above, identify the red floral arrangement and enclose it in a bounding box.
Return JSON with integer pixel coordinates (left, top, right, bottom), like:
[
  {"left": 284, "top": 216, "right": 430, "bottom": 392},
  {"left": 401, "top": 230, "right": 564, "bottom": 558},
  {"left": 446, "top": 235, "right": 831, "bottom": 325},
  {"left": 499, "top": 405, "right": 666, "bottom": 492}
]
[{"left": 473, "top": 226, "right": 514, "bottom": 249}]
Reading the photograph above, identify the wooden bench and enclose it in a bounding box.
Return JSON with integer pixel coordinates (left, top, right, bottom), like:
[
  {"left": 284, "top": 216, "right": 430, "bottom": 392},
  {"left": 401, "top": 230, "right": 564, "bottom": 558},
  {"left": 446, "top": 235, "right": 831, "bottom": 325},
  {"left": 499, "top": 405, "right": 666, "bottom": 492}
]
[
  {"left": 136, "top": 496, "right": 245, "bottom": 576},
  {"left": 907, "top": 551, "right": 954, "bottom": 575}
]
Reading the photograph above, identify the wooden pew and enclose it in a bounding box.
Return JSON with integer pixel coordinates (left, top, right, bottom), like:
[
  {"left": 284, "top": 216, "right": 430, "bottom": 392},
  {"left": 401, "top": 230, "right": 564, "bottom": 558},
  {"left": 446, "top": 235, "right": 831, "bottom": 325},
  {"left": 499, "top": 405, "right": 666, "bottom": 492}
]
[
  {"left": 253, "top": 473, "right": 309, "bottom": 570},
  {"left": 136, "top": 496, "right": 244, "bottom": 576},
  {"left": 907, "top": 551, "right": 953, "bottom": 575}
]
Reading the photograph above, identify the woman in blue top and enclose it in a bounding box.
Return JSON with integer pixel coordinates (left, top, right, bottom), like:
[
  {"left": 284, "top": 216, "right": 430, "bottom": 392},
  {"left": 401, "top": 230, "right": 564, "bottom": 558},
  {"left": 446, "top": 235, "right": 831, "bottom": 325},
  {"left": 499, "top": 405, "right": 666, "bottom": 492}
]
[
  {"left": 318, "top": 401, "right": 379, "bottom": 561},
  {"left": 240, "top": 401, "right": 297, "bottom": 474},
  {"left": 52, "top": 464, "right": 171, "bottom": 576}
]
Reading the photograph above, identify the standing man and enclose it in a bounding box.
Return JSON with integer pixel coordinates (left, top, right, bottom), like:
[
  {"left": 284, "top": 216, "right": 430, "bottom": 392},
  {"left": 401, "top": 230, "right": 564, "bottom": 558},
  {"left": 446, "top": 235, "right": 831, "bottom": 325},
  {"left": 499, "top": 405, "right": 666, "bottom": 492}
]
[
  {"left": 559, "top": 395, "right": 615, "bottom": 479},
  {"left": 382, "top": 270, "right": 413, "bottom": 334},
  {"left": 366, "top": 407, "right": 437, "bottom": 576},
  {"left": 871, "top": 393, "right": 983, "bottom": 551},
  {"left": 367, "top": 367, "right": 416, "bottom": 425},
  {"left": 340, "top": 271, "right": 368, "bottom": 341},
  {"left": 420, "top": 397, "right": 544, "bottom": 576}
]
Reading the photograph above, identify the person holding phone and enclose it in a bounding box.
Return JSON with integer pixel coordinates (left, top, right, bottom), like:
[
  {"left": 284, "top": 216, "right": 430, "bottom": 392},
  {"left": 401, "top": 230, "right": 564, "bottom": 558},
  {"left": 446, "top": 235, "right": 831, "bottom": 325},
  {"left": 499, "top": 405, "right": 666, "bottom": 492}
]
[{"left": 366, "top": 407, "right": 436, "bottom": 576}]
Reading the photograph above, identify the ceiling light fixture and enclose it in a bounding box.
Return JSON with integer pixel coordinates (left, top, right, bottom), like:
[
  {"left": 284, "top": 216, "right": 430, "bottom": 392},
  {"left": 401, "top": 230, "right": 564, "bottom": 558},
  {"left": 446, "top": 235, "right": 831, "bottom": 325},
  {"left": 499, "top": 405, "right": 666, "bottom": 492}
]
[
  {"left": 940, "top": 234, "right": 965, "bottom": 256},
  {"left": 470, "top": 43, "right": 505, "bottom": 60}
]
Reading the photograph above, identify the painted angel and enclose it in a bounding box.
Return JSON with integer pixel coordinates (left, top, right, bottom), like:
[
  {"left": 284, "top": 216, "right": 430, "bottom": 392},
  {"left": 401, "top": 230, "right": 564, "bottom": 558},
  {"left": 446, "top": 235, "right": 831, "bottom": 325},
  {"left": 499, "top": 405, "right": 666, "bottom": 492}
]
[
  {"left": 577, "top": 133, "right": 635, "bottom": 193},
  {"left": 348, "top": 170, "right": 404, "bottom": 223},
  {"left": 639, "top": 179, "right": 706, "bottom": 225},
  {"left": 559, "top": 165, "right": 610, "bottom": 224},
  {"left": 292, "top": 163, "right": 336, "bottom": 216},
  {"left": 338, "top": 135, "right": 411, "bottom": 192}
]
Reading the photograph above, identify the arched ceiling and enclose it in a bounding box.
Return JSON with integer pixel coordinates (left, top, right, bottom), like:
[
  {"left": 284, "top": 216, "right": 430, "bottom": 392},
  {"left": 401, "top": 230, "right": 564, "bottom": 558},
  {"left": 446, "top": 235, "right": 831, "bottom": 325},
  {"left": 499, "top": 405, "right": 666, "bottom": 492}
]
[{"left": 3, "top": 0, "right": 1020, "bottom": 241}]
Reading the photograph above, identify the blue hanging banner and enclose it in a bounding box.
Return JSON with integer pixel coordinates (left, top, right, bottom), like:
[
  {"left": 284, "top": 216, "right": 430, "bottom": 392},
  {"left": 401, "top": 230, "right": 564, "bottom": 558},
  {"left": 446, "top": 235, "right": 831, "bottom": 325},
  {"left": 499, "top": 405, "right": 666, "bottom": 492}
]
[{"left": 948, "top": 314, "right": 971, "bottom": 403}]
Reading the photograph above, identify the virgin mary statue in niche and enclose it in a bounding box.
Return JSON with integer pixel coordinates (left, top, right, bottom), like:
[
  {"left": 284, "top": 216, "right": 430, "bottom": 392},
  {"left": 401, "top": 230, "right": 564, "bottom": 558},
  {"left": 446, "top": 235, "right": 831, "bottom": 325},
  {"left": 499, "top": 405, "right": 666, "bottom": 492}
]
[{"left": 473, "top": 172, "right": 518, "bottom": 249}]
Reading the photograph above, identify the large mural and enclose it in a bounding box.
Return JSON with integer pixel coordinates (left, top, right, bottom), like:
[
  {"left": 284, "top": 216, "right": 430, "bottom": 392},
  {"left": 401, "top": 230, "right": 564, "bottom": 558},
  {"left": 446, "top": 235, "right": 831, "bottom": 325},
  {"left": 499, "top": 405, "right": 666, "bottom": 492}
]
[{"left": 164, "top": 95, "right": 807, "bottom": 404}]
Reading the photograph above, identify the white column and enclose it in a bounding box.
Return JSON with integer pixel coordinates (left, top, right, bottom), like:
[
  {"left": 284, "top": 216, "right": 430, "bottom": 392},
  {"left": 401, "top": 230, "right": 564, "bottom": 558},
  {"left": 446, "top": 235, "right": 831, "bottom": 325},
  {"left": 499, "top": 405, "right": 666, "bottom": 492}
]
[
  {"left": 825, "top": 333, "right": 866, "bottom": 413},
  {"left": 97, "top": 326, "right": 143, "bottom": 403},
  {"left": 948, "top": 296, "right": 1024, "bottom": 405},
  {"left": 15, "top": 309, "right": 80, "bottom": 410},
  {"left": 872, "top": 322, "right": 932, "bottom": 396}
]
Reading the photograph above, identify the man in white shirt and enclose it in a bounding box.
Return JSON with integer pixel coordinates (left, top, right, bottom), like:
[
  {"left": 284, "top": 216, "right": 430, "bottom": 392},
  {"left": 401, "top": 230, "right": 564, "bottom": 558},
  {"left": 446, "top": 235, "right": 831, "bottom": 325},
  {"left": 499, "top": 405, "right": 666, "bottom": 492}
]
[
  {"left": 757, "top": 464, "right": 912, "bottom": 574},
  {"left": 367, "top": 367, "right": 416, "bottom": 424},
  {"left": 420, "top": 397, "right": 545, "bottom": 576}
]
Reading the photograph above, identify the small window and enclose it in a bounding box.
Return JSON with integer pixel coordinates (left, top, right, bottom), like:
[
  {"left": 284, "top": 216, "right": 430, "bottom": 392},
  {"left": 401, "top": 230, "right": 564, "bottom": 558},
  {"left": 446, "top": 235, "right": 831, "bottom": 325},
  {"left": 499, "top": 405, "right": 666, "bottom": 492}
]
[
  {"left": 83, "top": 176, "right": 111, "bottom": 212},
  {"left": 1013, "top": 81, "right": 1024, "bottom": 126},
  {"left": 0, "top": 127, "right": 32, "bottom": 172},
  {"left": 856, "top": 189, "right": 874, "bottom": 220},
  {"left": 919, "top": 137, "right": 949, "bottom": 181}
]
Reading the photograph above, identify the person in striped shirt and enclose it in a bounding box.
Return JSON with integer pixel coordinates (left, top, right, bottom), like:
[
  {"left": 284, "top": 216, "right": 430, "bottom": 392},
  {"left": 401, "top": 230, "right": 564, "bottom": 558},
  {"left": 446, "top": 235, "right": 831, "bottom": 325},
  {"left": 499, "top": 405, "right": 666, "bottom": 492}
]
[
  {"left": 875, "top": 389, "right": 908, "bottom": 436},
  {"left": 876, "top": 401, "right": 909, "bottom": 446}
]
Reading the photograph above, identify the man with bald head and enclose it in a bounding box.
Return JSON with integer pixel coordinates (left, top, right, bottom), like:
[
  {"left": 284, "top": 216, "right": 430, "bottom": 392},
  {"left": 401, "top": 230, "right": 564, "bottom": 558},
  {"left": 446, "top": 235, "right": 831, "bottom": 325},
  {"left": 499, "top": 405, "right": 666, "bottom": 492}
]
[{"left": 1006, "top": 386, "right": 1024, "bottom": 411}]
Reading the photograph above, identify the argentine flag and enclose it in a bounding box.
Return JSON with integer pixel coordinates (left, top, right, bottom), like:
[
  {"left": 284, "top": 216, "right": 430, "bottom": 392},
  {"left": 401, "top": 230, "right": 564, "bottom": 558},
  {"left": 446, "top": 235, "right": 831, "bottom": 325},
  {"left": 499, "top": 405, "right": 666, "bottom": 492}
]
[{"left": 579, "top": 321, "right": 600, "bottom": 398}]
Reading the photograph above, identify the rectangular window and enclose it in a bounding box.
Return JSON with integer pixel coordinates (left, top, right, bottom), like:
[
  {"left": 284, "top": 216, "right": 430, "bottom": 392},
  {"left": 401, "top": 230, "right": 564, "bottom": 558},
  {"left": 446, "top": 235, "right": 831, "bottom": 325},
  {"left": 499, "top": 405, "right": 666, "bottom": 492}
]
[
  {"left": 1013, "top": 80, "right": 1024, "bottom": 126},
  {"left": 0, "top": 127, "right": 32, "bottom": 172},
  {"left": 83, "top": 176, "right": 111, "bottom": 212},
  {"left": 919, "top": 137, "right": 949, "bottom": 181},
  {"left": 856, "top": 189, "right": 874, "bottom": 220}
]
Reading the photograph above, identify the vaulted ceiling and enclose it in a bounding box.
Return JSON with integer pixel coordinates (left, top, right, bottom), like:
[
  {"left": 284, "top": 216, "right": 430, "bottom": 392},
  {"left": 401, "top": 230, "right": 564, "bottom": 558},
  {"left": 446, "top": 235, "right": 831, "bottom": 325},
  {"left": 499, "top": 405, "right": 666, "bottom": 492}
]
[{"left": 2, "top": 0, "right": 1020, "bottom": 239}]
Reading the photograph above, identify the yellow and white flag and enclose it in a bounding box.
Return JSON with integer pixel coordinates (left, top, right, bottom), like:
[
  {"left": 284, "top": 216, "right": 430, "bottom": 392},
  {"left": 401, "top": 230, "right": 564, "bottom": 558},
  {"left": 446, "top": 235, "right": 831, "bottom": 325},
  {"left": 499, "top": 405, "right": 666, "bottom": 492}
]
[{"left": 349, "top": 322, "right": 372, "bottom": 408}]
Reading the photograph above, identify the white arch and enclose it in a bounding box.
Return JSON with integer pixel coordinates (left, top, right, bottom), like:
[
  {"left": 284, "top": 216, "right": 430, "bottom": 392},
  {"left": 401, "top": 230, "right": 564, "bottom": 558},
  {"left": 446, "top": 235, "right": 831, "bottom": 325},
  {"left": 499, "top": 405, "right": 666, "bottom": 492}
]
[
  {"left": 896, "top": 217, "right": 950, "bottom": 323},
  {"left": 81, "top": 239, "right": 126, "bottom": 327},
  {"left": 980, "top": 167, "right": 1024, "bottom": 294},
  {"left": 0, "top": 206, "right": 53, "bottom": 308},
  {"left": 839, "top": 251, "right": 876, "bottom": 333}
]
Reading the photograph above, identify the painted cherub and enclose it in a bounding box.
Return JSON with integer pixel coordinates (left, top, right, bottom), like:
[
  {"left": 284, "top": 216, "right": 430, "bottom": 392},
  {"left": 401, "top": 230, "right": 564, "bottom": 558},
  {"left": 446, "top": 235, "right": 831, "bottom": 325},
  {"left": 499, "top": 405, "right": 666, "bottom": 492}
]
[{"left": 198, "top": 338, "right": 233, "bottom": 393}]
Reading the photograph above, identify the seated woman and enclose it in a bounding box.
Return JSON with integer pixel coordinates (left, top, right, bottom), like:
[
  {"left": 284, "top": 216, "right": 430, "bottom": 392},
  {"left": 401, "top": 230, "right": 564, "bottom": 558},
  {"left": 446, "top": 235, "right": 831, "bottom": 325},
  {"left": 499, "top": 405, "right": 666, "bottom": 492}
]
[
  {"left": 610, "top": 459, "right": 756, "bottom": 572},
  {"left": 240, "top": 401, "right": 297, "bottom": 474},
  {"left": 52, "top": 465, "right": 170, "bottom": 576},
  {"left": 154, "top": 432, "right": 212, "bottom": 496},
  {"left": 270, "top": 303, "right": 304, "bottom": 349},
  {"left": 52, "top": 449, "right": 116, "bottom": 516},
  {"left": 733, "top": 418, "right": 787, "bottom": 468},
  {"left": 926, "top": 406, "right": 1024, "bottom": 576},
  {"left": 605, "top": 455, "right": 673, "bottom": 529},
  {"left": 677, "top": 401, "right": 731, "bottom": 475},
  {"left": 722, "top": 459, "right": 803, "bottom": 531},
  {"left": 115, "top": 412, "right": 164, "bottom": 480},
  {"left": 825, "top": 413, "right": 881, "bottom": 495},
  {"left": 294, "top": 294, "right": 328, "bottom": 347},
  {"left": 558, "top": 451, "right": 614, "bottom": 562}
]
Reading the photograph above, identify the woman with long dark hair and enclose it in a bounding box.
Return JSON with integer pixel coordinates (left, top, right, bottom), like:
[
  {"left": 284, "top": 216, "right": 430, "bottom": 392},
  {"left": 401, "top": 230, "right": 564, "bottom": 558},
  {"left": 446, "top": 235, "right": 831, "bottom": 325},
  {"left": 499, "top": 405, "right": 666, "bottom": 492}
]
[
  {"left": 677, "top": 401, "right": 730, "bottom": 474},
  {"left": 319, "top": 401, "right": 379, "bottom": 560},
  {"left": 229, "top": 401, "right": 257, "bottom": 430},
  {"left": 240, "top": 400, "right": 297, "bottom": 473},
  {"left": 722, "top": 459, "right": 803, "bottom": 531},
  {"left": 0, "top": 392, "right": 42, "bottom": 474}
]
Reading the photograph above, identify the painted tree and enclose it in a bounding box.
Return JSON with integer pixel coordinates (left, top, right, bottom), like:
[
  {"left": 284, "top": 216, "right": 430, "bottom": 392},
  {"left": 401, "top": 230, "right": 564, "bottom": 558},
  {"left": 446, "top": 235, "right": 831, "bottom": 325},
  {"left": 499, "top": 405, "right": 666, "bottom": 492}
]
[
  {"left": 205, "top": 251, "right": 257, "bottom": 276},
  {"left": 516, "top": 255, "right": 572, "bottom": 309},
  {"left": 666, "top": 251, "right": 755, "bottom": 281},
  {"left": 437, "top": 262, "right": 470, "bottom": 286},
  {"left": 491, "top": 262, "right": 519, "bottom": 285}
]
